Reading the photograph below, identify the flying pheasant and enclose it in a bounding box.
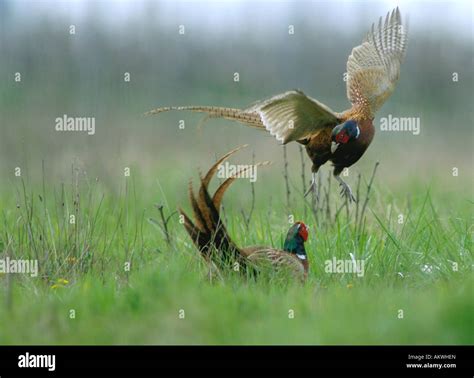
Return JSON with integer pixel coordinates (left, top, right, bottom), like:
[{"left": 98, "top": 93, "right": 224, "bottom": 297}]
[
  {"left": 180, "top": 146, "right": 310, "bottom": 280},
  {"left": 147, "top": 8, "right": 407, "bottom": 202}
]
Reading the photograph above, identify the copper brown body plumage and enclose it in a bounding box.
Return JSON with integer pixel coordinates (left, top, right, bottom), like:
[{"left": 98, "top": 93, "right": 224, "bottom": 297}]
[
  {"left": 180, "top": 146, "right": 310, "bottom": 281},
  {"left": 148, "top": 8, "right": 407, "bottom": 202}
]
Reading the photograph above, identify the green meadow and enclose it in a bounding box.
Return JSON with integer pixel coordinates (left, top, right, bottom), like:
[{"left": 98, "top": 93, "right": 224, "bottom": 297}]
[{"left": 0, "top": 157, "right": 472, "bottom": 344}]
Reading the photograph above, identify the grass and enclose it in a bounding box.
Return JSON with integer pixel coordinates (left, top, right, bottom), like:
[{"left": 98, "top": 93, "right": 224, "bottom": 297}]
[{"left": 0, "top": 157, "right": 472, "bottom": 345}]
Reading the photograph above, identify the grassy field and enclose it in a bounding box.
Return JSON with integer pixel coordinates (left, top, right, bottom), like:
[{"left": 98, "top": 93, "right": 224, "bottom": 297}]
[{"left": 0, "top": 155, "right": 472, "bottom": 345}]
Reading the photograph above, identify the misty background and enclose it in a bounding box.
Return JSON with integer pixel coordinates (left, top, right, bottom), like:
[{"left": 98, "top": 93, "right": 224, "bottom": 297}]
[{"left": 0, "top": 0, "right": 472, "bottom": 201}]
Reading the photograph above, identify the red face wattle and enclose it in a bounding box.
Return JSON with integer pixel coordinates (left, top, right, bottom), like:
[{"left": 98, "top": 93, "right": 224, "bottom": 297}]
[
  {"left": 297, "top": 222, "right": 309, "bottom": 242},
  {"left": 336, "top": 130, "right": 350, "bottom": 144}
]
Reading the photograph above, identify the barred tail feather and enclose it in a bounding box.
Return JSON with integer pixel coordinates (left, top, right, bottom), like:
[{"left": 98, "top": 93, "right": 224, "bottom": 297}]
[
  {"left": 145, "top": 105, "right": 265, "bottom": 129},
  {"left": 179, "top": 208, "right": 210, "bottom": 253},
  {"left": 181, "top": 145, "right": 269, "bottom": 273},
  {"left": 181, "top": 146, "right": 247, "bottom": 260},
  {"left": 212, "top": 161, "right": 271, "bottom": 210}
]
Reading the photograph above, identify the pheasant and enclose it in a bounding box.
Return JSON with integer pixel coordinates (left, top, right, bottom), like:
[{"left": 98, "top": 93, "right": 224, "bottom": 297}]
[
  {"left": 180, "top": 146, "right": 310, "bottom": 280},
  {"left": 147, "top": 8, "right": 407, "bottom": 202}
]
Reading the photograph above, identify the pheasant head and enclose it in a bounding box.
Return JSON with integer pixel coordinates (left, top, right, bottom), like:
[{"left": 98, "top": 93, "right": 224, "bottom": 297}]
[
  {"left": 330, "top": 119, "right": 361, "bottom": 153},
  {"left": 283, "top": 222, "right": 309, "bottom": 261}
]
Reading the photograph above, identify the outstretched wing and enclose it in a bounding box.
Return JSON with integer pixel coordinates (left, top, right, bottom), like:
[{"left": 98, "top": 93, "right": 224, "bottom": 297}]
[
  {"left": 346, "top": 7, "right": 407, "bottom": 117},
  {"left": 145, "top": 90, "right": 339, "bottom": 143},
  {"left": 244, "top": 90, "right": 340, "bottom": 144}
]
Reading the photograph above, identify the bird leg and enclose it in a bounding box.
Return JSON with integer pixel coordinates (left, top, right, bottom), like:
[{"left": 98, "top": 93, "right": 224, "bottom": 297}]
[
  {"left": 335, "top": 175, "right": 356, "bottom": 203},
  {"left": 304, "top": 172, "right": 319, "bottom": 200}
]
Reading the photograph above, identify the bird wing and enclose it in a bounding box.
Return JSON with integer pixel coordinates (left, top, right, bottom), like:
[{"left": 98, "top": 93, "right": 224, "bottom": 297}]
[
  {"left": 145, "top": 90, "right": 339, "bottom": 143},
  {"left": 243, "top": 90, "right": 340, "bottom": 144},
  {"left": 345, "top": 7, "right": 407, "bottom": 117},
  {"left": 246, "top": 248, "right": 305, "bottom": 277}
]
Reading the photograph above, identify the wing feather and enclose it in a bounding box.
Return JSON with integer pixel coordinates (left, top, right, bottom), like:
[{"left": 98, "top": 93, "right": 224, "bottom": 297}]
[
  {"left": 247, "top": 248, "right": 305, "bottom": 278},
  {"left": 346, "top": 7, "right": 407, "bottom": 116},
  {"left": 243, "top": 90, "right": 340, "bottom": 144}
]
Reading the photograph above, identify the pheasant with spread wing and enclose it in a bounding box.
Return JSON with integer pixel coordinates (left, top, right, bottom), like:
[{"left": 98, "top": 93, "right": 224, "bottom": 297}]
[
  {"left": 148, "top": 8, "right": 407, "bottom": 202},
  {"left": 180, "top": 146, "right": 310, "bottom": 281}
]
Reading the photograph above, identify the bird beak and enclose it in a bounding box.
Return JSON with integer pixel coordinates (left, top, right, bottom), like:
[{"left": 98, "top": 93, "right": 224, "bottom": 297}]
[{"left": 331, "top": 141, "right": 340, "bottom": 154}]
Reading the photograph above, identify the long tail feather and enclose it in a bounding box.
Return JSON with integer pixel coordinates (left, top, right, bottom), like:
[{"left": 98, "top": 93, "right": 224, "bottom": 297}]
[
  {"left": 179, "top": 208, "right": 211, "bottom": 252},
  {"left": 188, "top": 181, "right": 209, "bottom": 234},
  {"left": 181, "top": 147, "right": 271, "bottom": 273},
  {"left": 203, "top": 144, "right": 249, "bottom": 188},
  {"left": 212, "top": 161, "right": 271, "bottom": 210},
  {"left": 182, "top": 146, "right": 248, "bottom": 258},
  {"left": 195, "top": 145, "right": 249, "bottom": 233},
  {"left": 145, "top": 105, "right": 265, "bottom": 129}
]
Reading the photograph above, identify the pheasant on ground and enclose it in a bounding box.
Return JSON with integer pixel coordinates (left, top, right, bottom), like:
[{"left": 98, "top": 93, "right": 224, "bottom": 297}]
[
  {"left": 147, "top": 8, "right": 407, "bottom": 203},
  {"left": 180, "top": 146, "right": 310, "bottom": 281}
]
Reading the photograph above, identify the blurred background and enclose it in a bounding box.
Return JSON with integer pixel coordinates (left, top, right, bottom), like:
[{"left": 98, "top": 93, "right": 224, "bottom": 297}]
[{"left": 0, "top": 0, "right": 472, "bottom": 201}]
